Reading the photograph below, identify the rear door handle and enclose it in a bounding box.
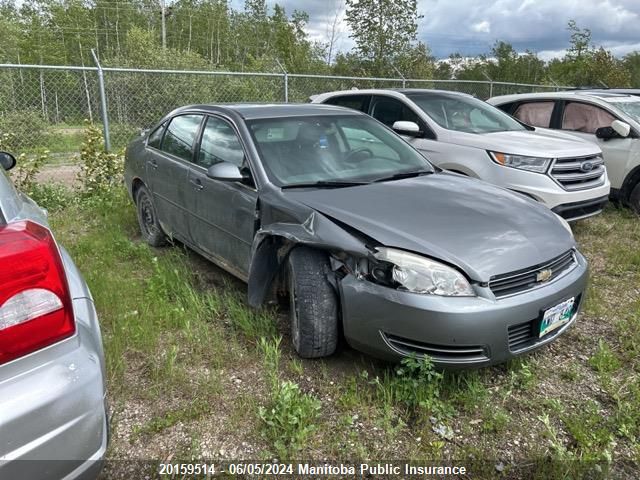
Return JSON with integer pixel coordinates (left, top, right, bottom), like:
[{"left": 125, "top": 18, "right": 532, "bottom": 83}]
[{"left": 190, "top": 178, "right": 204, "bottom": 191}]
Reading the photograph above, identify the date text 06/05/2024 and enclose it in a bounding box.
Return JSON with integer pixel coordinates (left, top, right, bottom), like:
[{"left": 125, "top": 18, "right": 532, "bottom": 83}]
[{"left": 158, "top": 463, "right": 468, "bottom": 476}]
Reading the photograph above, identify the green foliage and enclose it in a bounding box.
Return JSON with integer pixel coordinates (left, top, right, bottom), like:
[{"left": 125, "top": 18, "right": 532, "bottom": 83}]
[
  {"left": 0, "top": 110, "right": 48, "bottom": 151},
  {"left": 11, "top": 151, "right": 48, "bottom": 194},
  {"left": 77, "top": 122, "right": 124, "bottom": 198},
  {"left": 257, "top": 337, "right": 321, "bottom": 458},
  {"left": 589, "top": 339, "right": 622, "bottom": 374},
  {"left": 259, "top": 380, "right": 321, "bottom": 458},
  {"left": 345, "top": 0, "right": 422, "bottom": 76},
  {"left": 28, "top": 183, "right": 73, "bottom": 212},
  {"left": 369, "top": 355, "right": 449, "bottom": 417}
]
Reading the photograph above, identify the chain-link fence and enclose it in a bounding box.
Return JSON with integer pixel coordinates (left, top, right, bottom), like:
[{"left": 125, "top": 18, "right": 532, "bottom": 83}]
[{"left": 0, "top": 63, "right": 567, "bottom": 155}]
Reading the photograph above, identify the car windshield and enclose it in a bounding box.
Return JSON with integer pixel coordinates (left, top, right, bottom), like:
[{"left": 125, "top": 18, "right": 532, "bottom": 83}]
[
  {"left": 406, "top": 92, "right": 525, "bottom": 133},
  {"left": 603, "top": 98, "right": 640, "bottom": 124},
  {"left": 247, "top": 115, "right": 433, "bottom": 187}
]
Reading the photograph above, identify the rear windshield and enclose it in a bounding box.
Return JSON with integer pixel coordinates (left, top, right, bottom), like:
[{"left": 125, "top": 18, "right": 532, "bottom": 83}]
[{"left": 407, "top": 92, "right": 525, "bottom": 134}]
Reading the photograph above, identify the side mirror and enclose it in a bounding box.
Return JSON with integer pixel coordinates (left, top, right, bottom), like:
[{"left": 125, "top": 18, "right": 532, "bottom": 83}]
[
  {"left": 392, "top": 121, "right": 422, "bottom": 138},
  {"left": 596, "top": 120, "right": 631, "bottom": 140},
  {"left": 611, "top": 119, "right": 631, "bottom": 138},
  {"left": 0, "top": 152, "right": 16, "bottom": 171},
  {"left": 206, "top": 161, "right": 244, "bottom": 182}
]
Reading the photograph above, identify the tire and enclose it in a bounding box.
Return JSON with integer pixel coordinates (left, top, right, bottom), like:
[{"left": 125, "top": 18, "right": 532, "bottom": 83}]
[
  {"left": 629, "top": 182, "right": 640, "bottom": 215},
  {"left": 135, "top": 185, "right": 168, "bottom": 247},
  {"left": 287, "top": 247, "right": 339, "bottom": 358}
]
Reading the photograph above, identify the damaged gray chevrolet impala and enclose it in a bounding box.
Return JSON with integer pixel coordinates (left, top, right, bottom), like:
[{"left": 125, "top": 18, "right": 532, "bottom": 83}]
[{"left": 124, "top": 104, "right": 588, "bottom": 367}]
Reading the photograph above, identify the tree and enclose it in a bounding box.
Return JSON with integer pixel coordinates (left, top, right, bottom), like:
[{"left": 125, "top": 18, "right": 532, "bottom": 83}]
[
  {"left": 547, "top": 20, "right": 630, "bottom": 87},
  {"left": 623, "top": 52, "right": 640, "bottom": 88},
  {"left": 345, "top": 0, "right": 422, "bottom": 76}
]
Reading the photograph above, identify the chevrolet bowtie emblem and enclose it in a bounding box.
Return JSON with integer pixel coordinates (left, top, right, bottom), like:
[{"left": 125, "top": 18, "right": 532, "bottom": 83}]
[{"left": 536, "top": 269, "right": 553, "bottom": 282}]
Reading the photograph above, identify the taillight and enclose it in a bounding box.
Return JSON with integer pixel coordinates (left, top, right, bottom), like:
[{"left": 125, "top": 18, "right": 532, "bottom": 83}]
[{"left": 0, "top": 221, "right": 75, "bottom": 365}]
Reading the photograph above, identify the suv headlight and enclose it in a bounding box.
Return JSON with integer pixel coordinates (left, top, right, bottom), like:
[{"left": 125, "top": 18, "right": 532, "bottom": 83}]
[
  {"left": 373, "top": 248, "right": 475, "bottom": 296},
  {"left": 489, "top": 151, "right": 552, "bottom": 173}
]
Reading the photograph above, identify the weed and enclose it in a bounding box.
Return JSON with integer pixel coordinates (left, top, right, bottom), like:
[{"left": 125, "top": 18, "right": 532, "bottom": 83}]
[
  {"left": 589, "top": 339, "right": 621, "bottom": 374},
  {"left": 258, "top": 381, "right": 321, "bottom": 458}
]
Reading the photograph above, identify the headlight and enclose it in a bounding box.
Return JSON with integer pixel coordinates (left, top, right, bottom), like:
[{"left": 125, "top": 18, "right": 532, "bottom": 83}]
[
  {"left": 555, "top": 214, "right": 573, "bottom": 236},
  {"left": 373, "top": 248, "right": 475, "bottom": 296},
  {"left": 489, "top": 151, "right": 552, "bottom": 173}
]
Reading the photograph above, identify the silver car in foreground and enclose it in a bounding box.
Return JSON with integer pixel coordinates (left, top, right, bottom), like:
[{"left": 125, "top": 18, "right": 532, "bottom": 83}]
[
  {"left": 125, "top": 104, "right": 588, "bottom": 367},
  {"left": 0, "top": 153, "right": 107, "bottom": 479}
]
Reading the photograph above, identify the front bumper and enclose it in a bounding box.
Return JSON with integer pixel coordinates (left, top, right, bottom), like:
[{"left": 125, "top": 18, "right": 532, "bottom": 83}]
[
  {"left": 340, "top": 251, "right": 588, "bottom": 367},
  {"left": 552, "top": 195, "right": 609, "bottom": 222},
  {"left": 459, "top": 159, "right": 611, "bottom": 214},
  {"left": 0, "top": 297, "right": 108, "bottom": 480}
]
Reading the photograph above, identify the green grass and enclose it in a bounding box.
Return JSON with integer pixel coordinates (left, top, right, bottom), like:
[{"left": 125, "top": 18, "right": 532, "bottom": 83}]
[{"left": 48, "top": 192, "right": 640, "bottom": 477}]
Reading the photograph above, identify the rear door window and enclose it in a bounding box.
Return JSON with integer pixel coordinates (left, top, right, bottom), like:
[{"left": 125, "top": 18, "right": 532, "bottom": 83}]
[
  {"left": 370, "top": 96, "right": 421, "bottom": 127},
  {"left": 323, "top": 95, "right": 371, "bottom": 113},
  {"left": 513, "top": 102, "right": 555, "bottom": 128},
  {"left": 561, "top": 102, "right": 615, "bottom": 134},
  {"left": 160, "top": 114, "right": 203, "bottom": 161}
]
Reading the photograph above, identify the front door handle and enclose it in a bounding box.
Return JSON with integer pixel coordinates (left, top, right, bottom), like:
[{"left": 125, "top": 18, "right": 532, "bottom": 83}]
[
  {"left": 190, "top": 178, "right": 204, "bottom": 191},
  {"left": 148, "top": 159, "right": 158, "bottom": 169}
]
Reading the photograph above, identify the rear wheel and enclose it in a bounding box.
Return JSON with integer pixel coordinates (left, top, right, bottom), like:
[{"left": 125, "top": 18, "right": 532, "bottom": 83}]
[
  {"left": 135, "top": 185, "right": 168, "bottom": 247},
  {"left": 629, "top": 182, "right": 640, "bottom": 215},
  {"left": 287, "top": 247, "right": 338, "bottom": 358}
]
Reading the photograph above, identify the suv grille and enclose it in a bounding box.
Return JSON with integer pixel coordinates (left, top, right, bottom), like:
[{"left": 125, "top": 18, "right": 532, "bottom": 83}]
[
  {"left": 550, "top": 155, "right": 605, "bottom": 191},
  {"left": 490, "top": 250, "right": 576, "bottom": 298},
  {"left": 383, "top": 333, "right": 489, "bottom": 363}
]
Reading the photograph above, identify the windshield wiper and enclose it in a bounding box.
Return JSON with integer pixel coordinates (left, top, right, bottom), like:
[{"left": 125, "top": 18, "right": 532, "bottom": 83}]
[
  {"left": 371, "top": 169, "right": 434, "bottom": 183},
  {"left": 281, "top": 180, "right": 370, "bottom": 189}
]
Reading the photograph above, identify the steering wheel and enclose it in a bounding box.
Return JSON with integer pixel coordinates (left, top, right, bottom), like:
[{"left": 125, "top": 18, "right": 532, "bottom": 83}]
[{"left": 345, "top": 148, "right": 374, "bottom": 163}]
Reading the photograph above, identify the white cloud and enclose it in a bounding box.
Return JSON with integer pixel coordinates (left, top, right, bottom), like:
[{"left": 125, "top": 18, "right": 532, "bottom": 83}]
[
  {"left": 471, "top": 20, "right": 491, "bottom": 33},
  {"left": 250, "top": 0, "right": 640, "bottom": 60}
]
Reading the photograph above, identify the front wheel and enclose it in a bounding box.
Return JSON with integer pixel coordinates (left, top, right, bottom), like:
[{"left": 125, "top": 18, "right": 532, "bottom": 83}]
[
  {"left": 287, "top": 247, "right": 339, "bottom": 358},
  {"left": 629, "top": 182, "right": 640, "bottom": 215},
  {"left": 135, "top": 185, "right": 168, "bottom": 247}
]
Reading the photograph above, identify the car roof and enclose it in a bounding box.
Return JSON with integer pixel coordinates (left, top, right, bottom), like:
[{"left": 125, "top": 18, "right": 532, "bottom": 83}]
[
  {"left": 489, "top": 90, "right": 638, "bottom": 103},
  {"left": 312, "top": 88, "right": 475, "bottom": 100},
  {"left": 171, "top": 103, "right": 361, "bottom": 120}
]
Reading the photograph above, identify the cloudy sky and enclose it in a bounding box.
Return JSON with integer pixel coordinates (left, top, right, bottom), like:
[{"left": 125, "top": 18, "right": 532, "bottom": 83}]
[{"left": 232, "top": 0, "right": 640, "bottom": 60}]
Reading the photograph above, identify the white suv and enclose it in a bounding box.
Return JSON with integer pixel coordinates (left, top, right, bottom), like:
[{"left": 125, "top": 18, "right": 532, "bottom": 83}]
[
  {"left": 312, "top": 89, "right": 610, "bottom": 221},
  {"left": 488, "top": 91, "right": 640, "bottom": 213}
]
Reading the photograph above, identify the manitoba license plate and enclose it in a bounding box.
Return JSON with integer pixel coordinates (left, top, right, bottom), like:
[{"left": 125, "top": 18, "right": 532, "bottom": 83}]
[{"left": 539, "top": 297, "right": 575, "bottom": 338}]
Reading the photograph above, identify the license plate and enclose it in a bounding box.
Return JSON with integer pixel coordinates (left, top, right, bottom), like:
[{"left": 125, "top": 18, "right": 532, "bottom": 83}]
[{"left": 539, "top": 297, "right": 575, "bottom": 338}]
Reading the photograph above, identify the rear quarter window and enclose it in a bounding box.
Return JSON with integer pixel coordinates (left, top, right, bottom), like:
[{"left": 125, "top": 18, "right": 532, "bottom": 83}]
[{"left": 323, "top": 95, "right": 371, "bottom": 113}]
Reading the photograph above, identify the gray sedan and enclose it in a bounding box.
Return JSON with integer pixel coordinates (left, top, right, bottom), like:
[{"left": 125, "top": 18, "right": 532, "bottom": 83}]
[
  {"left": 0, "top": 153, "right": 107, "bottom": 479},
  {"left": 124, "top": 104, "right": 588, "bottom": 367}
]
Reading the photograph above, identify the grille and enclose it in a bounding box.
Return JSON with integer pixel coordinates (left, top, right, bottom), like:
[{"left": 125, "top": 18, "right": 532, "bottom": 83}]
[
  {"left": 550, "top": 155, "right": 606, "bottom": 191},
  {"left": 508, "top": 320, "right": 537, "bottom": 351},
  {"left": 383, "top": 333, "right": 488, "bottom": 363},
  {"left": 490, "top": 250, "right": 576, "bottom": 298}
]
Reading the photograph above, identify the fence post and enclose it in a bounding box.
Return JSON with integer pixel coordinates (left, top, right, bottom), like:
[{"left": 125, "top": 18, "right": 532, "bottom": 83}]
[
  {"left": 391, "top": 64, "right": 406, "bottom": 88},
  {"left": 91, "top": 49, "right": 111, "bottom": 152},
  {"left": 275, "top": 59, "right": 288, "bottom": 103},
  {"left": 481, "top": 71, "right": 493, "bottom": 98}
]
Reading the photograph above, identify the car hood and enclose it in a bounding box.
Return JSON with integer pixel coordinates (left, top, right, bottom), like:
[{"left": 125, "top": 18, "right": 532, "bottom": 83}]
[
  {"left": 447, "top": 130, "right": 602, "bottom": 158},
  {"left": 284, "top": 173, "right": 575, "bottom": 282}
]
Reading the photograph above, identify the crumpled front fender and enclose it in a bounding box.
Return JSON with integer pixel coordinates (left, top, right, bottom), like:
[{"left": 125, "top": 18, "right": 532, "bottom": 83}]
[{"left": 247, "top": 211, "right": 370, "bottom": 307}]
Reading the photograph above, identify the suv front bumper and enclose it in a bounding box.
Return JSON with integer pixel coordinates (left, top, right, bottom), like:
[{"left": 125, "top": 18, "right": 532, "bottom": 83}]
[{"left": 552, "top": 195, "right": 609, "bottom": 222}]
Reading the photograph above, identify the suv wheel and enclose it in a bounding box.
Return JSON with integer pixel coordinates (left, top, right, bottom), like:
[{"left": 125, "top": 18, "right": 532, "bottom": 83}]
[
  {"left": 630, "top": 182, "right": 640, "bottom": 215},
  {"left": 287, "top": 247, "right": 338, "bottom": 358},
  {"left": 136, "top": 185, "right": 168, "bottom": 247}
]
